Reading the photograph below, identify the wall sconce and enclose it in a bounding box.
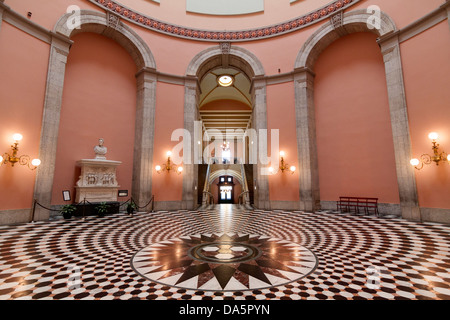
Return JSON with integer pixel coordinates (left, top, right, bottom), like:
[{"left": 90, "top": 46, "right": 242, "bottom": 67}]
[
  {"left": 268, "top": 151, "right": 296, "bottom": 175},
  {"left": 410, "top": 132, "right": 450, "bottom": 170},
  {"left": 155, "top": 151, "right": 183, "bottom": 174},
  {"left": 0, "top": 133, "right": 41, "bottom": 170}
]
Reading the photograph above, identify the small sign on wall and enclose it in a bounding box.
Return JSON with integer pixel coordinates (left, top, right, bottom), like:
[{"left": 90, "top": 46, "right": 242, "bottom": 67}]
[
  {"left": 118, "top": 190, "right": 128, "bottom": 197},
  {"left": 62, "top": 190, "right": 71, "bottom": 202}
]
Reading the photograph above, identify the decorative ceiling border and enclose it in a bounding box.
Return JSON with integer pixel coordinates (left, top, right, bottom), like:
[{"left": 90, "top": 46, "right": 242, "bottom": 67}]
[{"left": 88, "top": 0, "right": 361, "bottom": 42}]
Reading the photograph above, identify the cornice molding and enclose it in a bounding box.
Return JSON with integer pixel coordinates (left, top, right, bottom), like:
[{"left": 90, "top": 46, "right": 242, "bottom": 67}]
[
  {"left": 1, "top": 1, "right": 447, "bottom": 85},
  {"left": 0, "top": 1, "right": 72, "bottom": 45},
  {"left": 378, "top": 1, "right": 449, "bottom": 45},
  {"left": 87, "top": 0, "right": 361, "bottom": 42}
]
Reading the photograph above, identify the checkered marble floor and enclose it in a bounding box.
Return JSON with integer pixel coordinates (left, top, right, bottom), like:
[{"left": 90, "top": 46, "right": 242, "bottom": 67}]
[{"left": 0, "top": 204, "right": 449, "bottom": 300}]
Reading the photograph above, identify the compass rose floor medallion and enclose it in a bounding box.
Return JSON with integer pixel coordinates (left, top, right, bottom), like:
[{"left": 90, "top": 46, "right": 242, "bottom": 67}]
[{"left": 131, "top": 233, "right": 318, "bottom": 291}]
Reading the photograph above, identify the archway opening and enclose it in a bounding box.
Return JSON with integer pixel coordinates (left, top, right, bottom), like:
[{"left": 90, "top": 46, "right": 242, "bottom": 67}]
[
  {"left": 185, "top": 46, "right": 266, "bottom": 209},
  {"left": 199, "top": 67, "right": 252, "bottom": 165}
]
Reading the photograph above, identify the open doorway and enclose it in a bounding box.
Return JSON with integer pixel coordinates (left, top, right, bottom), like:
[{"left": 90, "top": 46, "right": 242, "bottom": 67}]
[{"left": 218, "top": 176, "right": 234, "bottom": 204}]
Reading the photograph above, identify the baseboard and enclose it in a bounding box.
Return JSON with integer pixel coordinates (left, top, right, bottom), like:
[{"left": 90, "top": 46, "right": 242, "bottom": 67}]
[
  {"left": 153, "top": 201, "right": 184, "bottom": 211},
  {"left": 269, "top": 201, "right": 301, "bottom": 211},
  {"left": 420, "top": 207, "right": 450, "bottom": 225},
  {"left": 1, "top": 203, "right": 448, "bottom": 225},
  {"left": 320, "top": 201, "right": 402, "bottom": 216},
  {"left": 321, "top": 201, "right": 449, "bottom": 224},
  {"left": 0, "top": 209, "right": 32, "bottom": 225}
]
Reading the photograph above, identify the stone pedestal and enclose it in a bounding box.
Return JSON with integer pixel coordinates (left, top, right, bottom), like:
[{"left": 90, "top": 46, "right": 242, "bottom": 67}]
[{"left": 75, "top": 159, "right": 122, "bottom": 202}]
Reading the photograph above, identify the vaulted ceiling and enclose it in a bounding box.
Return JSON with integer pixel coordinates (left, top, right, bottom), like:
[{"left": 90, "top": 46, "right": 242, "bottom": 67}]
[{"left": 199, "top": 68, "right": 252, "bottom": 139}]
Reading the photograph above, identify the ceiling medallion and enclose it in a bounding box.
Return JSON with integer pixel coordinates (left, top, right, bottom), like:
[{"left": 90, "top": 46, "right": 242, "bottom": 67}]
[
  {"left": 217, "top": 75, "right": 234, "bottom": 87},
  {"left": 131, "top": 233, "right": 318, "bottom": 291},
  {"left": 89, "top": 0, "right": 360, "bottom": 42}
]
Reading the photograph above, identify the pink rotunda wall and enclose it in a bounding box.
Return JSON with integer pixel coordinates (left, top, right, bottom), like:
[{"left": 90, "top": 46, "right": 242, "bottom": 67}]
[
  {"left": 266, "top": 82, "right": 300, "bottom": 202},
  {"left": 314, "top": 32, "right": 400, "bottom": 205},
  {"left": 0, "top": 23, "right": 49, "bottom": 211},
  {"left": 400, "top": 21, "right": 450, "bottom": 209},
  {"left": 151, "top": 82, "right": 185, "bottom": 202}
]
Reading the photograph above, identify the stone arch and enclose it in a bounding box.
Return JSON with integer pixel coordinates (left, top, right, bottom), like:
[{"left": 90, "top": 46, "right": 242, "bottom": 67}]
[
  {"left": 293, "top": 9, "right": 420, "bottom": 220},
  {"left": 182, "top": 45, "right": 269, "bottom": 210},
  {"left": 33, "top": 10, "right": 157, "bottom": 220},
  {"left": 209, "top": 169, "right": 244, "bottom": 186},
  {"left": 54, "top": 10, "right": 156, "bottom": 70},
  {"left": 295, "top": 9, "right": 396, "bottom": 70},
  {"left": 186, "top": 45, "right": 265, "bottom": 79}
]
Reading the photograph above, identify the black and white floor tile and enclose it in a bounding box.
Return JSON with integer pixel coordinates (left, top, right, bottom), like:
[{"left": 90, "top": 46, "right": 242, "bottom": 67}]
[{"left": 0, "top": 204, "right": 449, "bottom": 300}]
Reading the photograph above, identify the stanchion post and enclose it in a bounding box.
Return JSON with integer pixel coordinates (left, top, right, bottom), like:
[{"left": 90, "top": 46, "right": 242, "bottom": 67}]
[
  {"left": 146, "top": 195, "right": 155, "bottom": 214},
  {"left": 30, "top": 199, "right": 37, "bottom": 223},
  {"left": 82, "top": 198, "right": 86, "bottom": 221}
]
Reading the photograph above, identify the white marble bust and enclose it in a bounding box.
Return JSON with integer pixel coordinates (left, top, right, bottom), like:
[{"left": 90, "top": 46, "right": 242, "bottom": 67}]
[{"left": 94, "top": 138, "right": 107, "bottom": 160}]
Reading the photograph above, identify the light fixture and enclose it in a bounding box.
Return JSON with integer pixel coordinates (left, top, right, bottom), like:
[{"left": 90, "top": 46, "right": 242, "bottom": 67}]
[
  {"left": 221, "top": 141, "right": 230, "bottom": 151},
  {"left": 0, "top": 133, "right": 41, "bottom": 170},
  {"left": 217, "top": 75, "right": 234, "bottom": 87},
  {"left": 410, "top": 132, "right": 449, "bottom": 170},
  {"left": 155, "top": 151, "right": 182, "bottom": 174},
  {"left": 268, "top": 151, "right": 296, "bottom": 174}
]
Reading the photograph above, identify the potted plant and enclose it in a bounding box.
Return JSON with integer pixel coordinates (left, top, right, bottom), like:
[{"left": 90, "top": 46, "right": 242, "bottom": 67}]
[
  {"left": 95, "top": 202, "right": 109, "bottom": 217},
  {"left": 126, "top": 202, "right": 137, "bottom": 215},
  {"left": 61, "top": 204, "right": 76, "bottom": 220}
]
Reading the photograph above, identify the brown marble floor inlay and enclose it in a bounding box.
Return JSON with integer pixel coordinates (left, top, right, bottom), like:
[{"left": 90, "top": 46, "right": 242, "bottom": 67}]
[{"left": 131, "top": 233, "right": 318, "bottom": 291}]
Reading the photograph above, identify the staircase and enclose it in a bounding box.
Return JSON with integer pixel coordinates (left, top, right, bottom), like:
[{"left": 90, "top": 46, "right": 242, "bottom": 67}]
[
  {"left": 199, "top": 164, "right": 215, "bottom": 210},
  {"left": 244, "top": 164, "right": 254, "bottom": 205},
  {"left": 198, "top": 163, "right": 254, "bottom": 210}
]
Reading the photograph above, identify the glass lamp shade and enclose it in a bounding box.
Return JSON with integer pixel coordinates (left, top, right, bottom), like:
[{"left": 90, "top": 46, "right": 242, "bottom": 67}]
[
  {"left": 155, "top": 165, "right": 162, "bottom": 171},
  {"left": 166, "top": 151, "right": 172, "bottom": 157},
  {"left": 12, "top": 133, "right": 23, "bottom": 142},
  {"left": 279, "top": 151, "right": 285, "bottom": 157},
  {"left": 447, "top": 154, "right": 450, "bottom": 161},
  {"left": 177, "top": 166, "right": 183, "bottom": 173},
  {"left": 428, "top": 132, "right": 439, "bottom": 141},
  {"left": 410, "top": 159, "right": 420, "bottom": 166},
  {"left": 0, "top": 155, "right": 3, "bottom": 163},
  {"left": 290, "top": 166, "right": 296, "bottom": 172},
  {"left": 268, "top": 167, "right": 274, "bottom": 174},
  {"left": 31, "top": 159, "right": 41, "bottom": 167}
]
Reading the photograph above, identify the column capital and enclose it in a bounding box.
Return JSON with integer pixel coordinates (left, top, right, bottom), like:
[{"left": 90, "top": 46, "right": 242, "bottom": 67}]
[
  {"left": 184, "top": 75, "right": 199, "bottom": 91},
  {"left": 377, "top": 30, "right": 400, "bottom": 49},
  {"left": 293, "top": 67, "right": 315, "bottom": 88},
  {"left": 50, "top": 34, "right": 73, "bottom": 58},
  {"left": 250, "top": 76, "right": 266, "bottom": 95},
  {"left": 293, "top": 67, "right": 316, "bottom": 81},
  {"left": 136, "top": 67, "right": 158, "bottom": 83}
]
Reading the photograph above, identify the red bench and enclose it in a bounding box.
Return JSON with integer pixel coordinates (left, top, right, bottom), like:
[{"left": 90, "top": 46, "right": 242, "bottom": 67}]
[{"left": 337, "top": 197, "right": 379, "bottom": 216}]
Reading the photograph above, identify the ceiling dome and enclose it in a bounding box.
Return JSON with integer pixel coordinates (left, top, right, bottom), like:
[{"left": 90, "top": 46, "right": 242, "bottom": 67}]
[
  {"left": 89, "top": 0, "right": 360, "bottom": 42},
  {"left": 186, "top": 0, "right": 264, "bottom": 16}
]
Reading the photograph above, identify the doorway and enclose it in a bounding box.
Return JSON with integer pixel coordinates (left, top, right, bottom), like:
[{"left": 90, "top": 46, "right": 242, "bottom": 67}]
[{"left": 218, "top": 176, "right": 234, "bottom": 204}]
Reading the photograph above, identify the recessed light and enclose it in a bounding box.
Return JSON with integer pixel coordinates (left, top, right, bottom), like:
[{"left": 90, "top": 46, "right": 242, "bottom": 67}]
[{"left": 217, "top": 75, "right": 234, "bottom": 87}]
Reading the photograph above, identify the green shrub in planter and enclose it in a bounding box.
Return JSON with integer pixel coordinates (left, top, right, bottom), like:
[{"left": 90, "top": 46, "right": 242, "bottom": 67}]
[
  {"left": 61, "top": 204, "right": 76, "bottom": 219},
  {"left": 95, "top": 202, "right": 109, "bottom": 217},
  {"left": 126, "top": 202, "right": 137, "bottom": 215}
]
